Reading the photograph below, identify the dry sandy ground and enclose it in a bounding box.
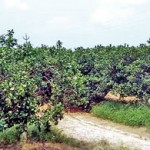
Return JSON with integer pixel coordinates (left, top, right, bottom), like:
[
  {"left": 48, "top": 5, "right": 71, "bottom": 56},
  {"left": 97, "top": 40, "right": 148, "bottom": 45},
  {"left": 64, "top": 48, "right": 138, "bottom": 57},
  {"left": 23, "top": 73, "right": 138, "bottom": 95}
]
[
  {"left": 57, "top": 113, "right": 150, "bottom": 150},
  {"left": 105, "top": 92, "right": 150, "bottom": 103}
]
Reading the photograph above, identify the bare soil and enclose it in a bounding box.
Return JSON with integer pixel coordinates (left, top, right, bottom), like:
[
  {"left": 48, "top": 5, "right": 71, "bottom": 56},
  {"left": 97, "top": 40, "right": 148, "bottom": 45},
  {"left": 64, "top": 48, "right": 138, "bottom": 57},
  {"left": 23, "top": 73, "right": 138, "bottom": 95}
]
[
  {"left": 104, "top": 92, "right": 150, "bottom": 104},
  {"left": 57, "top": 113, "right": 150, "bottom": 150},
  {"left": 0, "top": 142, "right": 79, "bottom": 150}
]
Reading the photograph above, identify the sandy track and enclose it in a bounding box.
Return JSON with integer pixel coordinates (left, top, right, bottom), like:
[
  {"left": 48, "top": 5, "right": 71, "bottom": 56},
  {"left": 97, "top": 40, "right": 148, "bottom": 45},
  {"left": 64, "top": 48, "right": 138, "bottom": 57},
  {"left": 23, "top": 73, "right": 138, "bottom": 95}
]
[{"left": 57, "top": 113, "right": 150, "bottom": 150}]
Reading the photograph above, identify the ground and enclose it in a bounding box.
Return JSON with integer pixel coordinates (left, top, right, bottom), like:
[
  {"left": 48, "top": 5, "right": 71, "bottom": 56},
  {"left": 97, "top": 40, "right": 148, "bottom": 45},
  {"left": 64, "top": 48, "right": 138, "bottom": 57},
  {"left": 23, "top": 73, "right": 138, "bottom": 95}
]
[
  {"left": 57, "top": 113, "right": 150, "bottom": 150},
  {"left": 0, "top": 142, "right": 80, "bottom": 150},
  {"left": 1, "top": 112, "right": 150, "bottom": 150}
]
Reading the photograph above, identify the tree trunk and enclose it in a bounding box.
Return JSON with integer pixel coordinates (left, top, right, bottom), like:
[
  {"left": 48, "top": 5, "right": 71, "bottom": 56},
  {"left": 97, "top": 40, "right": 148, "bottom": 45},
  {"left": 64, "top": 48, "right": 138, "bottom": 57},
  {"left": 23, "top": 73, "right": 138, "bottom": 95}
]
[{"left": 20, "top": 124, "right": 28, "bottom": 143}]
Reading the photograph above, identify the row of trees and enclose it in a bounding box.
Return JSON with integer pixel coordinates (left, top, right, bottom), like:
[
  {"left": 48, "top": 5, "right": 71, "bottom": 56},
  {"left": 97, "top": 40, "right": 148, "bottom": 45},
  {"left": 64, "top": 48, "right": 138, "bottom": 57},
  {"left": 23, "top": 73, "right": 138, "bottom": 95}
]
[{"left": 1, "top": 30, "right": 150, "bottom": 141}]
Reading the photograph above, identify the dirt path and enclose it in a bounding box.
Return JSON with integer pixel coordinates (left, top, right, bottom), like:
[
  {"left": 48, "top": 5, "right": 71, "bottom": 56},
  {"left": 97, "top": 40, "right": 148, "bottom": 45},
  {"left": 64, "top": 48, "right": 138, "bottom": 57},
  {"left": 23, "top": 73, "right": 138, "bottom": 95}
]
[{"left": 57, "top": 113, "right": 150, "bottom": 150}]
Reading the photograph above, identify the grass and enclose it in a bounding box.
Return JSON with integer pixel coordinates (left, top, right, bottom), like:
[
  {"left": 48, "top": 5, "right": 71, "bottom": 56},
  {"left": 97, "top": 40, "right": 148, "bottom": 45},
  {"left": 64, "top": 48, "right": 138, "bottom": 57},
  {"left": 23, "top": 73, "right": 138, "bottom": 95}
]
[
  {"left": 0, "top": 124, "right": 86, "bottom": 147},
  {"left": 28, "top": 124, "right": 89, "bottom": 148},
  {"left": 0, "top": 124, "right": 91, "bottom": 150},
  {"left": 89, "top": 139, "right": 132, "bottom": 150},
  {"left": 0, "top": 125, "right": 20, "bottom": 144},
  {"left": 91, "top": 101, "right": 150, "bottom": 127}
]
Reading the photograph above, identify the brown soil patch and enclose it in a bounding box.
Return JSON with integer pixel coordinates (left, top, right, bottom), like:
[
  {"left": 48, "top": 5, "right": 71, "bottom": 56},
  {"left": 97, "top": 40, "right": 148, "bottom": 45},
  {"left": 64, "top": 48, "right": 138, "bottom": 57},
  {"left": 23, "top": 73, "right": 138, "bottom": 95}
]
[
  {"left": 105, "top": 92, "right": 139, "bottom": 102},
  {"left": 65, "top": 107, "right": 86, "bottom": 113}
]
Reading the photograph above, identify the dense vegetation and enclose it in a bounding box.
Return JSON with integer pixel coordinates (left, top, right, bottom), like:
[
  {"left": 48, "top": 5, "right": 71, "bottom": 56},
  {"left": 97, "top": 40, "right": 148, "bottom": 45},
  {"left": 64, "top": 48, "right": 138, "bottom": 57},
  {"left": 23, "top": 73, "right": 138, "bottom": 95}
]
[{"left": 0, "top": 30, "right": 150, "bottom": 139}]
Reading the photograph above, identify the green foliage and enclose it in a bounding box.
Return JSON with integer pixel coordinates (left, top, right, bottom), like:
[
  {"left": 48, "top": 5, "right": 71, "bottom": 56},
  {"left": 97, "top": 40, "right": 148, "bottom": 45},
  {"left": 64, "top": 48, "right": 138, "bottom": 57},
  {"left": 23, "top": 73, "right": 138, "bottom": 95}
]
[
  {"left": 56, "top": 40, "right": 63, "bottom": 49},
  {"left": 0, "top": 124, "right": 77, "bottom": 145},
  {"left": 1, "top": 29, "right": 150, "bottom": 139},
  {"left": 0, "top": 125, "right": 19, "bottom": 144},
  {"left": 0, "top": 30, "right": 64, "bottom": 138},
  {"left": 92, "top": 102, "right": 150, "bottom": 127},
  {"left": 0, "top": 72, "right": 38, "bottom": 131},
  {"left": 0, "top": 29, "right": 17, "bottom": 48}
]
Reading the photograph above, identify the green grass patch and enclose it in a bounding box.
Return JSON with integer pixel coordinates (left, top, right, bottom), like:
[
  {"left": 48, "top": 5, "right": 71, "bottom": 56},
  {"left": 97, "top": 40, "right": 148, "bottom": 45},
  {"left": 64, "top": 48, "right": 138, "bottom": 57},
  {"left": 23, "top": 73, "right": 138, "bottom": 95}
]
[
  {"left": 0, "top": 125, "right": 20, "bottom": 144},
  {"left": 0, "top": 124, "right": 88, "bottom": 148},
  {"left": 91, "top": 101, "right": 150, "bottom": 127}
]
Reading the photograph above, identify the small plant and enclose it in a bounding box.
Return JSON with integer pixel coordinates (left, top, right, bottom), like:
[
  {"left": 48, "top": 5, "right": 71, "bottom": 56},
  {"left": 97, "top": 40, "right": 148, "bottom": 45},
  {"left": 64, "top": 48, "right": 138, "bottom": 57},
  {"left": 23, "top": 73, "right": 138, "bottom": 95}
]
[{"left": 56, "top": 40, "right": 63, "bottom": 49}]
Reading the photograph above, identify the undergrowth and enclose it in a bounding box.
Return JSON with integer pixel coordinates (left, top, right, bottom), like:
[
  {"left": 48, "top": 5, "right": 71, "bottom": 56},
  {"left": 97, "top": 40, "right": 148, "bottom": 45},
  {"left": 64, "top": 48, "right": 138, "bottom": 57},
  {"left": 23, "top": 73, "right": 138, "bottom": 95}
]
[
  {"left": 91, "top": 101, "right": 150, "bottom": 127},
  {"left": 0, "top": 123, "right": 132, "bottom": 150},
  {"left": 0, "top": 124, "right": 84, "bottom": 147}
]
